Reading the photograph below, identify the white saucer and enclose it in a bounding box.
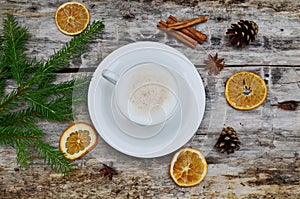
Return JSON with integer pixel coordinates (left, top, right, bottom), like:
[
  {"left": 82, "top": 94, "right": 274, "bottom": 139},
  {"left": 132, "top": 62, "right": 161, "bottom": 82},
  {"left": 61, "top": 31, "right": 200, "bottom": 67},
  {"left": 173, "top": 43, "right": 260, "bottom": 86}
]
[{"left": 88, "top": 42, "right": 205, "bottom": 158}]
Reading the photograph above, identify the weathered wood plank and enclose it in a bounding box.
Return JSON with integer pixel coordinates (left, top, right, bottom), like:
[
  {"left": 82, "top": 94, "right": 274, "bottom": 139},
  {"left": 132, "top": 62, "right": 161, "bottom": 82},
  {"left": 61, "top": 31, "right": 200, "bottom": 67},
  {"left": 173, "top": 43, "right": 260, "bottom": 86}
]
[
  {"left": 0, "top": 0, "right": 299, "bottom": 67},
  {"left": 0, "top": 0, "right": 300, "bottom": 198},
  {"left": 1, "top": 65, "right": 299, "bottom": 198}
]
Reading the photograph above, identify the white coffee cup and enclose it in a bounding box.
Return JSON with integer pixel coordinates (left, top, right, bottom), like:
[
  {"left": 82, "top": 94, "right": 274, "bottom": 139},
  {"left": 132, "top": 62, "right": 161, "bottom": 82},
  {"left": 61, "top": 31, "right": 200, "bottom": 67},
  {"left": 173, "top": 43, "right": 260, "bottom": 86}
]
[{"left": 102, "top": 62, "right": 179, "bottom": 126}]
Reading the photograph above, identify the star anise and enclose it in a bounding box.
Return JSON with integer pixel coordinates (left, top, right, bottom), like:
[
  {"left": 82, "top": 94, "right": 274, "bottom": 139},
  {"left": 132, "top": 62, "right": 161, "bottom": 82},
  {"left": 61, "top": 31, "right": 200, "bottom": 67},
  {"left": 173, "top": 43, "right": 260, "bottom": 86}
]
[
  {"left": 99, "top": 162, "right": 118, "bottom": 180},
  {"left": 204, "top": 53, "right": 225, "bottom": 75}
]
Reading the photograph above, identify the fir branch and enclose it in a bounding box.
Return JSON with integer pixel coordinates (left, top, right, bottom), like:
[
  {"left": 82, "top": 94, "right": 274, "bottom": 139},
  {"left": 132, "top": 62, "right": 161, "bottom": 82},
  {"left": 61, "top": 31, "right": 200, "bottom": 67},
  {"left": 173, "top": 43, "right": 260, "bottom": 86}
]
[
  {"left": 0, "top": 79, "right": 5, "bottom": 98},
  {"left": 16, "top": 139, "right": 33, "bottom": 168},
  {"left": 23, "top": 76, "right": 90, "bottom": 121},
  {"left": 0, "top": 125, "right": 42, "bottom": 139},
  {"left": 2, "top": 15, "right": 30, "bottom": 87},
  {"left": 29, "top": 75, "right": 90, "bottom": 99},
  {"left": 0, "top": 107, "right": 39, "bottom": 127},
  {"left": 0, "top": 35, "right": 5, "bottom": 69},
  {"left": 0, "top": 87, "right": 26, "bottom": 113},
  {"left": 34, "top": 139, "right": 75, "bottom": 174},
  {"left": 0, "top": 127, "right": 40, "bottom": 168},
  {"left": 0, "top": 135, "right": 15, "bottom": 146},
  {"left": 0, "top": 89, "right": 20, "bottom": 111},
  {"left": 0, "top": 35, "right": 4, "bottom": 45},
  {"left": 0, "top": 15, "right": 104, "bottom": 174},
  {"left": 45, "top": 21, "right": 104, "bottom": 71},
  {"left": 25, "top": 95, "right": 73, "bottom": 121},
  {"left": 0, "top": 34, "right": 7, "bottom": 97},
  {"left": 26, "top": 21, "right": 105, "bottom": 87},
  {"left": 0, "top": 134, "right": 73, "bottom": 173},
  {"left": 71, "top": 75, "right": 91, "bottom": 104}
]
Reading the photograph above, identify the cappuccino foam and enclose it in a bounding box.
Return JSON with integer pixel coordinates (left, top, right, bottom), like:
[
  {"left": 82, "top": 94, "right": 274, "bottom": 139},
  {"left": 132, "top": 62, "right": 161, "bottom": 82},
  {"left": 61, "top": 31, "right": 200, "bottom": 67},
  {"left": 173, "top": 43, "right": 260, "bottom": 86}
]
[{"left": 116, "top": 63, "right": 178, "bottom": 125}]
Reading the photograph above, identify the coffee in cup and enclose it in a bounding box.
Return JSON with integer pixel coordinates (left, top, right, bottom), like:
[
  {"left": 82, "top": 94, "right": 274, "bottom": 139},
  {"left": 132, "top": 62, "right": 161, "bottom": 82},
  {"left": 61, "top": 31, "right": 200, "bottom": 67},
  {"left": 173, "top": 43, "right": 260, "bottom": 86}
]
[{"left": 102, "top": 62, "right": 179, "bottom": 126}]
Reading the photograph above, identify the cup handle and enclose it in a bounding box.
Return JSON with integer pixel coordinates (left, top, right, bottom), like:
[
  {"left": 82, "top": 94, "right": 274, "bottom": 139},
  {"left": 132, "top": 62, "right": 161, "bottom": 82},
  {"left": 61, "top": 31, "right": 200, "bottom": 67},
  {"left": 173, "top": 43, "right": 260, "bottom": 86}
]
[{"left": 102, "top": 69, "right": 118, "bottom": 85}]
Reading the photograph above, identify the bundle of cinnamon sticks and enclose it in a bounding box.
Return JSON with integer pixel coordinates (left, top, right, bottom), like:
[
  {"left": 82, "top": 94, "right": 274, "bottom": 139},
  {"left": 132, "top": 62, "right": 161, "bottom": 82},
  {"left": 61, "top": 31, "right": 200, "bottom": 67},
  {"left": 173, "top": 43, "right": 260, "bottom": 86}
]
[{"left": 157, "top": 15, "right": 208, "bottom": 48}]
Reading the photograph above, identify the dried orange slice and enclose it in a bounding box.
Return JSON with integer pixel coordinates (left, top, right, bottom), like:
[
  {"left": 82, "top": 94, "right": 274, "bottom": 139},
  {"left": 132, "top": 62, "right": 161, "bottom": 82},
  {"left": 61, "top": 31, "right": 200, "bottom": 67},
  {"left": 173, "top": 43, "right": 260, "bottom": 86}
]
[
  {"left": 55, "top": 2, "right": 90, "bottom": 35},
  {"left": 59, "top": 122, "right": 98, "bottom": 160},
  {"left": 170, "top": 147, "right": 208, "bottom": 187},
  {"left": 225, "top": 71, "right": 267, "bottom": 110}
]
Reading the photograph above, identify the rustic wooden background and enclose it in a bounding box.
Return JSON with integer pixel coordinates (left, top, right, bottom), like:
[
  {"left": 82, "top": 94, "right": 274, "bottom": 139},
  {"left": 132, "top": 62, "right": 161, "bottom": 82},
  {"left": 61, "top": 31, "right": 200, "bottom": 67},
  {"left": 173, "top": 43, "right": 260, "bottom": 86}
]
[{"left": 0, "top": 0, "right": 299, "bottom": 198}]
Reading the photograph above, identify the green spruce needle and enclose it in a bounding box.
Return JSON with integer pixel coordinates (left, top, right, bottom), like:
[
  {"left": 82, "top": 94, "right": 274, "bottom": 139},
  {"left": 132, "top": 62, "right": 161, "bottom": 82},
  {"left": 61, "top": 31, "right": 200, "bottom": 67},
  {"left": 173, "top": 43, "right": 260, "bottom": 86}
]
[{"left": 0, "top": 15, "right": 105, "bottom": 174}]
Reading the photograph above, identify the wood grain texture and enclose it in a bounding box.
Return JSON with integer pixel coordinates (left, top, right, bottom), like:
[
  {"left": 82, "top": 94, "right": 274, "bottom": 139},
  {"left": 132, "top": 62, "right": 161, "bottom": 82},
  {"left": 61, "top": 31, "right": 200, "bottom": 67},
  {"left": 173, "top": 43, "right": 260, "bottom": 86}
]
[
  {"left": 1, "top": 0, "right": 300, "bottom": 67},
  {"left": 0, "top": 0, "right": 299, "bottom": 198}
]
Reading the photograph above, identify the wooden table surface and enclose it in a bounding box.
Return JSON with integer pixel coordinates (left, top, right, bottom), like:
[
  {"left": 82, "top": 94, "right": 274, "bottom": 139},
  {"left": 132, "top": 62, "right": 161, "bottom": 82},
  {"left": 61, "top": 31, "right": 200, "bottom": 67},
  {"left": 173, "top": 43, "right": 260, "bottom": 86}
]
[{"left": 0, "top": 0, "right": 299, "bottom": 198}]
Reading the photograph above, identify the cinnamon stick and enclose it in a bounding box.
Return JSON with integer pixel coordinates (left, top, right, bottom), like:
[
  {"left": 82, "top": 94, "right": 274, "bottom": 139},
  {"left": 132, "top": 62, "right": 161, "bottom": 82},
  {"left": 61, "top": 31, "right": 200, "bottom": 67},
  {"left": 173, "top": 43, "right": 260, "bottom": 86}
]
[
  {"left": 167, "top": 15, "right": 207, "bottom": 44},
  {"left": 157, "top": 20, "right": 197, "bottom": 48},
  {"left": 167, "top": 16, "right": 208, "bottom": 30}
]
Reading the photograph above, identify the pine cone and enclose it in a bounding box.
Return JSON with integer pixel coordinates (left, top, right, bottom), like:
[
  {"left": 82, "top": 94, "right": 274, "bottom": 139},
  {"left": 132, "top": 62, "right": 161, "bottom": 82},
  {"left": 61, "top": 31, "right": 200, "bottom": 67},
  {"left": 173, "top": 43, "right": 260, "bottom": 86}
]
[
  {"left": 226, "top": 20, "right": 258, "bottom": 47},
  {"left": 215, "top": 127, "right": 240, "bottom": 154}
]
